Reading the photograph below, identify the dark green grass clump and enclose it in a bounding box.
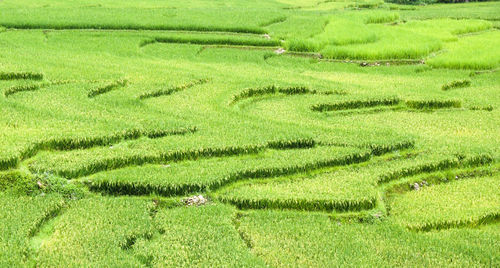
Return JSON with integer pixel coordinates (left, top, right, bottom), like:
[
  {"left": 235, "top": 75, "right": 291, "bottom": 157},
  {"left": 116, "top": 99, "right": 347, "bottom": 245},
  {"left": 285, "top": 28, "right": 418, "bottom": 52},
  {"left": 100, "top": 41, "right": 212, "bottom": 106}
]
[
  {"left": 405, "top": 99, "right": 461, "bottom": 109},
  {"left": 88, "top": 79, "right": 128, "bottom": 98},
  {"left": 0, "top": 71, "right": 43, "bottom": 81},
  {"left": 441, "top": 79, "right": 471, "bottom": 91},
  {"left": 4, "top": 84, "right": 41, "bottom": 97},
  {"left": 139, "top": 79, "right": 208, "bottom": 99},
  {"left": 311, "top": 97, "right": 401, "bottom": 112},
  {"left": 1, "top": 22, "right": 266, "bottom": 34},
  {"left": 231, "top": 85, "right": 340, "bottom": 104}
]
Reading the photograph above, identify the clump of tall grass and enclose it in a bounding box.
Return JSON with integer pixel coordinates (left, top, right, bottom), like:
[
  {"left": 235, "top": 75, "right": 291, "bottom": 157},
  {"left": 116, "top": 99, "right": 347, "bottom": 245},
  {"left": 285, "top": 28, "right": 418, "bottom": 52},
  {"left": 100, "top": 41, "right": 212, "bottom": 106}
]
[
  {"left": 0, "top": 71, "right": 43, "bottom": 81},
  {"left": 470, "top": 105, "right": 493, "bottom": 111},
  {"left": 441, "top": 79, "right": 471, "bottom": 91},
  {"left": 88, "top": 79, "right": 128, "bottom": 98},
  {"left": 364, "top": 12, "right": 400, "bottom": 24},
  {"left": 139, "top": 79, "right": 208, "bottom": 99},
  {"left": 311, "top": 97, "right": 401, "bottom": 112},
  {"left": 405, "top": 99, "right": 461, "bottom": 109},
  {"left": 4, "top": 84, "right": 41, "bottom": 97},
  {"left": 231, "top": 85, "right": 339, "bottom": 104}
]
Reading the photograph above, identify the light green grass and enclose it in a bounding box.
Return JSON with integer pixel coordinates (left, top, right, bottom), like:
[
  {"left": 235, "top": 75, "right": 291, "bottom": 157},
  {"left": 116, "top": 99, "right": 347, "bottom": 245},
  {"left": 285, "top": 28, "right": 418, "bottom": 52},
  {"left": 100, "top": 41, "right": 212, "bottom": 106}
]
[
  {"left": 35, "top": 196, "right": 155, "bottom": 267},
  {"left": 240, "top": 210, "right": 500, "bottom": 267},
  {"left": 427, "top": 31, "right": 500, "bottom": 69},
  {"left": 85, "top": 146, "right": 370, "bottom": 196},
  {"left": 0, "top": 0, "right": 499, "bottom": 266},
  {"left": 390, "top": 175, "right": 500, "bottom": 231},
  {"left": 132, "top": 204, "right": 267, "bottom": 267},
  {"left": 0, "top": 194, "right": 65, "bottom": 267}
]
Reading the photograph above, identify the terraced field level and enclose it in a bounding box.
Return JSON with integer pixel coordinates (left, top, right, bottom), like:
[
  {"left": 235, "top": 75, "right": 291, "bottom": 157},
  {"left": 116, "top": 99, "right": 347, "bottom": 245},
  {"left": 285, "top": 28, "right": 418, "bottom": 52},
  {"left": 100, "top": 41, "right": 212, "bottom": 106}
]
[{"left": 0, "top": 0, "right": 499, "bottom": 267}]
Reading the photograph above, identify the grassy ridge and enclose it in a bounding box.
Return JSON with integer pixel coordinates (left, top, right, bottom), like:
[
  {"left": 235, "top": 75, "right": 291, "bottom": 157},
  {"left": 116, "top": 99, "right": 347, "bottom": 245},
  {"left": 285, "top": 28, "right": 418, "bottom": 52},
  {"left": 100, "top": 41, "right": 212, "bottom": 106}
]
[
  {"left": 231, "top": 85, "right": 342, "bottom": 104},
  {"left": 216, "top": 170, "right": 378, "bottom": 212},
  {"left": 377, "top": 154, "right": 493, "bottom": 184},
  {"left": 86, "top": 146, "right": 371, "bottom": 196},
  {"left": 141, "top": 35, "right": 280, "bottom": 47},
  {"left": 139, "top": 79, "right": 208, "bottom": 99},
  {"left": 27, "top": 137, "right": 319, "bottom": 178},
  {"left": 0, "top": 71, "right": 43, "bottom": 81},
  {"left": 87, "top": 79, "right": 128, "bottom": 97}
]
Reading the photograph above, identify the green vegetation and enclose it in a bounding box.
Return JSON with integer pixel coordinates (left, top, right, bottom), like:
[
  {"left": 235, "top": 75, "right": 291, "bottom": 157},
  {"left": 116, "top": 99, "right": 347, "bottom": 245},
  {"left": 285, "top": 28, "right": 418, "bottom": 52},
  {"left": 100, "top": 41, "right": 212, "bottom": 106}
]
[
  {"left": 86, "top": 146, "right": 370, "bottom": 196},
  {"left": 390, "top": 175, "right": 500, "bottom": 231},
  {"left": 0, "top": 0, "right": 499, "bottom": 266},
  {"left": 132, "top": 204, "right": 267, "bottom": 267},
  {"left": 35, "top": 196, "right": 155, "bottom": 267},
  {"left": 239, "top": 210, "right": 500, "bottom": 266}
]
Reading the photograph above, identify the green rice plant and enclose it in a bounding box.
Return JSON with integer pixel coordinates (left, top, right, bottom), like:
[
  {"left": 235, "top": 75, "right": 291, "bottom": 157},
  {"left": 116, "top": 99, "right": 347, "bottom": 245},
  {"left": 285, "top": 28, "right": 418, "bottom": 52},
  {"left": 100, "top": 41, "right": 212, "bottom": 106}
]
[
  {"left": 401, "top": 19, "right": 492, "bottom": 42},
  {"left": 346, "top": 0, "right": 385, "bottom": 9},
  {"left": 216, "top": 170, "right": 378, "bottom": 212},
  {"left": 86, "top": 146, "right": 371, "bottom": 196},
  {"left": 284, "top": 16, "right": 379, "bottom": 52},
  {"left": 28, "top": 137, "right": 320, "bottom": 178},
  {"left": 321, "top": 26, "right": 442, "bottom": 60},
  {"left": 0, "top": 71, "right": 43, "bottom": 80},
  {"left": 441, "top": 79, "right": 471, "bottom": 91},
  {"left": 142, "top": 34, "right": 280, "bottom": 47},
  {"left": 240, "top": 210, "right": 500, "bottom": 267},
  {"left": 139, "top": 78, "right": 208, "bottom": 99},
  {"left": 390, "top": 175, "right": 500, "bottom": 231},
  {"left": 405, "top": 99, "right": 462, "bottom": 109},
  {"left": 132, "top": 204, "right": 267, "bottom": 267},
  {"left": 311, "top": 97, "right": 401, "bottom": 112},
  {"left": 259, "top": 16, "right": 288, "bottom": 27},
  {"left": 35, "top": 196, "right": 155, "bottom": 267},
  {"left": 3, "top": 83, "right": 41, "bottom": 96},
  {"left": 383, "top": 165, "right": 498, "bottom": 200},
  {"left": 427, "top": 31, "right": 500, "bottom": 70},
  {"left": 0, "top": 156, "right": 19, "bottom": 171},
  {"left": 230, "top": 85, "right": 339, "bottom": 104},
  {"left": 364, "top": 11, "right": 400, "bottom": 24},
  {"left": 470, "top": 105, "right": 494, "bottom": 111},
  {"left": 377, "top": 154, "right": 493, "bottom": 184},
  {"left": 0, "top": 194, "right": 65, "bottom": 267},
  {"left": 87, "top": 79, "right": 128, "bottom": 97},
  {"left": 3, "top": 80, "right": 75, "bottom": 97},
  {"left": 32, "top": 126, "right": 196, "bottom": 152}
]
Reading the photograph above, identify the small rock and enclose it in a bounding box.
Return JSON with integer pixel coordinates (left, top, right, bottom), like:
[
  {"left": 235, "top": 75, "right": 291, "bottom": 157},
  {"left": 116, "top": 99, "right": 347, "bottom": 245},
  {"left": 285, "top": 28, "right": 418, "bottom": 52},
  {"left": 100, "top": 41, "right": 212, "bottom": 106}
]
[
  {"left": 274, "top": 48, "right": 286, "bottom": 54},
  {"left": 262, "top": 34, "right": 271, "bottom": 40},
  {"left": 412, "top": 183, "right": 420, "bottom": 191},
  {"left": 37, "top": 181, "right": 46, "bottom": 189},
  {"left": 183, "top": 195, "right": 208, "bottom": 206}
]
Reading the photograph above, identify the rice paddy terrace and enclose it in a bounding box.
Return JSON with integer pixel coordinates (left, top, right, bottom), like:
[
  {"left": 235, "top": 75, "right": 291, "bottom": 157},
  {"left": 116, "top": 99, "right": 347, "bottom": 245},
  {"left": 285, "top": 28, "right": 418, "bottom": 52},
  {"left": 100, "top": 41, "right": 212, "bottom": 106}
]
[{"left": 0, "top": 0, "right": 499, "bottom": 266}]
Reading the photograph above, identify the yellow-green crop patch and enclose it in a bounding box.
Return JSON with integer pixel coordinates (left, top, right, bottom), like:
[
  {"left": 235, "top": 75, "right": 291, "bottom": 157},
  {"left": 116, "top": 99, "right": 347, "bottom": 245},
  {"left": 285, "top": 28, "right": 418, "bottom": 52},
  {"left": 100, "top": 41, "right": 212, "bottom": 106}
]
[
  {"left": 0, "top": 0, "right": 499, "bottom": 266},
  {"left": 390, "top": 175, "right": 500, "bottom": 231}
]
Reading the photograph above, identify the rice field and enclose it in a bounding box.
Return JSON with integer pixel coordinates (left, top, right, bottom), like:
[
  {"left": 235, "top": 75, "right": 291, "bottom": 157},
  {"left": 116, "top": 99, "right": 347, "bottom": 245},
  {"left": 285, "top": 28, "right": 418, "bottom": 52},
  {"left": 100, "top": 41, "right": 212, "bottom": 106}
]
[{"left": 0, "top": 0, "right": 499, "bottom": 266}]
